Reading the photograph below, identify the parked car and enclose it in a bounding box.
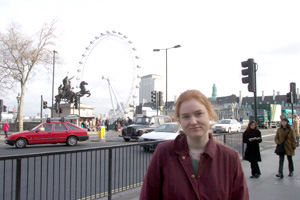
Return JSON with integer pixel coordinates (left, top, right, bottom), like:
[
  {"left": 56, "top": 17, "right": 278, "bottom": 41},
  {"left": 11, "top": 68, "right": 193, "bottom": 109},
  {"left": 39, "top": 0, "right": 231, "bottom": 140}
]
[
  {"left": 5, "top": 119, "right": 89, "bottom": 148},
  {"left": 121, "top": 115, "right": 172, "bottom": 141},
  {"left": 213, "top": 119, "right": 241, "bottom": 133},
  {"left": 139, "top": 122, "right": 181, "bottom": 151}
]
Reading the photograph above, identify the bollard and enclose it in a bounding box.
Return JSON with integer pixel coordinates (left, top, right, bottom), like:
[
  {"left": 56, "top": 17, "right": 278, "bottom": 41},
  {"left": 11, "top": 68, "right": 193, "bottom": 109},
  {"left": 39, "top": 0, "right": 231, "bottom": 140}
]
[{"left": 100, "top": 126, "right": 106, "bottom": 140}]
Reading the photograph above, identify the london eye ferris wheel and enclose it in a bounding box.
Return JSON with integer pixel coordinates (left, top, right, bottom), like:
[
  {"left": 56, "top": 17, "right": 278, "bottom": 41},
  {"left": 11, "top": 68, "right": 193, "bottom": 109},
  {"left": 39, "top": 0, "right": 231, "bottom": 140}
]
[{"left": 75, "top": 31, "right": 141, "bottom": 119}]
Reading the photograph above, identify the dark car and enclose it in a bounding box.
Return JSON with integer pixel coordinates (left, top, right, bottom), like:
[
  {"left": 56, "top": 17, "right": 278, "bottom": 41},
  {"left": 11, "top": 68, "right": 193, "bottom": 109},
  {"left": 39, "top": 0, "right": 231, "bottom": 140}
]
[
  {"left": 5, "top": 119, "right": 89, "bottom": 148},
  {"left": 121, "top": 115, "right": 172, "bottom": 141}
]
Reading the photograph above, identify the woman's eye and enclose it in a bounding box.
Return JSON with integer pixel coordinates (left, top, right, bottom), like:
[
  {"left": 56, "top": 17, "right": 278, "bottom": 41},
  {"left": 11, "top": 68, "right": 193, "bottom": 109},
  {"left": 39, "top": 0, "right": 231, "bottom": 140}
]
[
  {"left": 196, "top": 112, "right": 201, "bottom": 116},
  {"left": 183, "top": 116, "right": 189, "bottom": 119}
]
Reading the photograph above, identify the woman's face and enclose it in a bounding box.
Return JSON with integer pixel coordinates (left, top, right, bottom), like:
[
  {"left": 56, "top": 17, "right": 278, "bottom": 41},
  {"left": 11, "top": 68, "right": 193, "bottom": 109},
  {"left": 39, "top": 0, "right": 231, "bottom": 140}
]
[
  {"left": 250, "top": 123, "right": 256, "bottom": 130},
  {"left": 179, "top": 98, "right": 211, "bottom": 140},
  {"left": 281, "top": 120, "right": 288, "bottom": 127}
]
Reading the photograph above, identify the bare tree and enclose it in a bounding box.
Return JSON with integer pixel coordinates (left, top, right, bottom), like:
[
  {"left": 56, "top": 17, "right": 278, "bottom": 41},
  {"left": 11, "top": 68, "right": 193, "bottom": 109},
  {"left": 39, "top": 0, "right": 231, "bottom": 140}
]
[{"left": 0, "top": 20, "right": 59, "bottom": 131}]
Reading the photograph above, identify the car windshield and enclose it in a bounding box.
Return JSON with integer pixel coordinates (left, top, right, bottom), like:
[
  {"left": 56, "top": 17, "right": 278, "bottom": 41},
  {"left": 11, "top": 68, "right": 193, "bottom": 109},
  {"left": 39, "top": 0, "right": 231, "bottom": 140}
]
[
  {"left": 154, "top": 124, "right": 180, "bottom": 133},
  {"left": 219, "top": 120, "right": 231, "bottom": 124},
  {"left": 135, "top": 117, "right": 150, "bottom": 125},
  {"left": 31, "top": 123, "right": 44, "bottom": 131}
]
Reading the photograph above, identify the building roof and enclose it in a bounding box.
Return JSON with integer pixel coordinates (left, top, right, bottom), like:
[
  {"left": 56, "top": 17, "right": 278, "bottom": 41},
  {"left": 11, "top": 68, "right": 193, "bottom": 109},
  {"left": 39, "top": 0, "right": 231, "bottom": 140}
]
[
  {"left": 241, "top": 95, "right": 288, "bottom": 105},
  {"left": 211, "top": 94, "right": 239, "bottom": 105}
]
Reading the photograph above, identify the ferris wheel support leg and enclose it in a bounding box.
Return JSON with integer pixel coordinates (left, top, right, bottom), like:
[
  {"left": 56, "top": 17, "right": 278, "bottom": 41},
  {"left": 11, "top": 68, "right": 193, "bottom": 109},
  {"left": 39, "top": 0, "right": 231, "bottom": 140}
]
[{"left": 107, "top": 80, "right": 117, "bottom": 118}]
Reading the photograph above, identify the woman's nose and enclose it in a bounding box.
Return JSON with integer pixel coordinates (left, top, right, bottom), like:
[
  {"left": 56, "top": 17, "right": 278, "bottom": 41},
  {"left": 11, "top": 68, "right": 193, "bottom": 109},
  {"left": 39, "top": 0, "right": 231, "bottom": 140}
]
[{"left": 190, "top": 115, "right": 197, "bottom": 124}]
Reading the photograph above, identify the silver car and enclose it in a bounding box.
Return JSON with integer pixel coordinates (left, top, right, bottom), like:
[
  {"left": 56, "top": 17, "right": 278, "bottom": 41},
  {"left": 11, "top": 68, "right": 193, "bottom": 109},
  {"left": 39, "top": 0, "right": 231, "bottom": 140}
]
[{"left": 213, "top": 119, "right": 241, "bottom": 133}]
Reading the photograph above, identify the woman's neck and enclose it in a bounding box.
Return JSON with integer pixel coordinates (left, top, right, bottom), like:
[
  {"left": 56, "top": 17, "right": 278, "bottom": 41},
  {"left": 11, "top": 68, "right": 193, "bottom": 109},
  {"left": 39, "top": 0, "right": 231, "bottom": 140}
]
[{"left": 186, "top": 134, "right": 209, "bottom": 152}]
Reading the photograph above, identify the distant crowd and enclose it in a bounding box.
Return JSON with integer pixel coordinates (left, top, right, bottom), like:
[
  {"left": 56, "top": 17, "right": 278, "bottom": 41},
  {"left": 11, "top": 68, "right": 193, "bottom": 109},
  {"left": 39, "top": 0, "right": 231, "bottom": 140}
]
[{"left": 80, "top": 117, "right": 133, "bottom": 132}]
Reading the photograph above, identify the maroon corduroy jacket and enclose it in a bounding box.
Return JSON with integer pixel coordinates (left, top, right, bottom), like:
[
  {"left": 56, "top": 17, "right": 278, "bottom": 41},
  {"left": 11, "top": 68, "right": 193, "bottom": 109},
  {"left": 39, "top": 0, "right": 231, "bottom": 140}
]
[{"left": 140, "top": 134, "right": 249, "bottom": 200}]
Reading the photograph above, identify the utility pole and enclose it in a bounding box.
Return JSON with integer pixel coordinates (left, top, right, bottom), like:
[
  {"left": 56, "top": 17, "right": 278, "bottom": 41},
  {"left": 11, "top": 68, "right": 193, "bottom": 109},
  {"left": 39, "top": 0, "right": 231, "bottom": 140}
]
[{"left": 41, "top": 95, "right": 43, "bottom": 119}]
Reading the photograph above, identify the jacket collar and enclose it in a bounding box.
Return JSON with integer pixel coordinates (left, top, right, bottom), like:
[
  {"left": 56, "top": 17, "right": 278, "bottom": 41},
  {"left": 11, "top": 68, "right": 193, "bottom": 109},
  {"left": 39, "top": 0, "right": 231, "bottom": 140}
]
[{"left": 172, "top": 133, "right": 217, "bottom": 160}]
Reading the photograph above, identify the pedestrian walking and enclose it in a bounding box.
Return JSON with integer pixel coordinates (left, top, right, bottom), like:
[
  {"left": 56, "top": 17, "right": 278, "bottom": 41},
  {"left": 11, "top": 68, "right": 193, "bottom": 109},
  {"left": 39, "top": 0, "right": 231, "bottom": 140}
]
[
  {"left": 114, "top": 121, "right": 118, "bottom": 132},
  {"left": 292, "top": 114, "right": 299, "bottom": 147},
  {"left": 275, "top": 118, "right": 297, "bottom": 178},
  {"left": 243, "top": 120, "right": 262, "bottom": 178},
  {"left": 140, "top": 90, "right": 249, "bottom": 200},
  {"left": 105, "top": 118, "right": 109, "bottom": 132},
  {"left": 3, "top": 121, "right": 9, "bottom": 138}
]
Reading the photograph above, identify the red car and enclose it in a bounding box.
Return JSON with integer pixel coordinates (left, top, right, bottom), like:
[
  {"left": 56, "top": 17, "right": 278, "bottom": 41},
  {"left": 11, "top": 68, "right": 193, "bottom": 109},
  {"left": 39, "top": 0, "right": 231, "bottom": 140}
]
[{"left": 5, "top": 121, "right": 89, "bottom": 148}]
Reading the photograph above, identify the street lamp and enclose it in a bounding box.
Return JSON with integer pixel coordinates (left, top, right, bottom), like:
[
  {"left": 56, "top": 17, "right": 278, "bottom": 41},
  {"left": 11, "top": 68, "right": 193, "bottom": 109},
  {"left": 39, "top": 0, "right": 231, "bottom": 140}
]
[
  {"left": 153, "top": 45, "right": 181, "bottom": 115},
  {"left": 51, "top": 50, "right": 57, "bottom": 118}
]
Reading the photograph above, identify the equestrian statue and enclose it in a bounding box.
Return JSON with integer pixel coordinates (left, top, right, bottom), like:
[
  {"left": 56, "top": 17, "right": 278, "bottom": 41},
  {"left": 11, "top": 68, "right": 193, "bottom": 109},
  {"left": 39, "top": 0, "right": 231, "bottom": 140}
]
[{"left": 55, "top": 76, "right": 91, "bottom": 107}]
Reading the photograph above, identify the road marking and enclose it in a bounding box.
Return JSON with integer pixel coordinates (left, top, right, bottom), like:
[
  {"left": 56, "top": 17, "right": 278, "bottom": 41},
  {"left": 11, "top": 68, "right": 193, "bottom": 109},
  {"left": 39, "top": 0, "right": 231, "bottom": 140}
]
[
  {"left": 76, "top": 182, "right": 143, "bottom": 200},
  {"left": 262, "top": 133, "right": 276, "bottom": 138}
]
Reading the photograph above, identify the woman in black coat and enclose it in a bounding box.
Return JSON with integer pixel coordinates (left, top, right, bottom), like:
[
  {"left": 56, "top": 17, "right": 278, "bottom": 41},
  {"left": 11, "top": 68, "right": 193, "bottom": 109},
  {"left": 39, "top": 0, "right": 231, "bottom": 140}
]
[{"left": 243, "top": 120, "right": 262, "bottom": 178}]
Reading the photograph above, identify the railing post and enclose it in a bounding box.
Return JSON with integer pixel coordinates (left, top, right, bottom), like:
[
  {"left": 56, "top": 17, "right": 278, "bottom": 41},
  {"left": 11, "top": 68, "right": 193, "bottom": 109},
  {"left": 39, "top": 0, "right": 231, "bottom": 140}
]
[
  {"left": 16, "top": 158, "right": 21, "bottom": 200},
  {"left": 242, "top": 139, "right": 245, "bottom": 159},
  {"left": 223, "top": 134, "right": 226, "bottom": 145},
  {"left": 108, "top": 149, "right": 112, "bottom": 200}
]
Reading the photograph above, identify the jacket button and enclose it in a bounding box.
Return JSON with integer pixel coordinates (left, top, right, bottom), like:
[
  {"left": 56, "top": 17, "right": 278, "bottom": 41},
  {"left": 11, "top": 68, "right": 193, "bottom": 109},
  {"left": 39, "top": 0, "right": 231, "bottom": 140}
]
[
  {"left": 182, "top": 156, "right": 185, "bottom": 160},
  {"left": 191, "top": 174, "right": 195, "bottom": 178}
]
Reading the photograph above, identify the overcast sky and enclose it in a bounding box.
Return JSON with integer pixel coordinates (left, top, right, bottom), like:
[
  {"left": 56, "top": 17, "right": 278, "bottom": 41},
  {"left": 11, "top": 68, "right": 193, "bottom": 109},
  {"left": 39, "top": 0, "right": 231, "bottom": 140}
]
[{"left": 1, "top": 0, "right": 300, "bottom": 116}]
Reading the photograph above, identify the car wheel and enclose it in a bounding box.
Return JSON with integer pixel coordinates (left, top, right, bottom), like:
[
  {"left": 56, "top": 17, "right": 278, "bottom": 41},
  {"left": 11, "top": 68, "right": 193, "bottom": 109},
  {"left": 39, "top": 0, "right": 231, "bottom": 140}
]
[
  {"left": 66, "top": 136, "right": 78, "bottom": 146},
  {"left": 228, "top": 128, "right": 231, "bottom": 133},
  {"left": 15, "top": 138, "right": 27, "bottom": 148},
  {"left": 124, "top": 138, "right": 130, "bottom": 142},
  {"left": 237, "top": 127, "right": 241, "bottom": 132}
]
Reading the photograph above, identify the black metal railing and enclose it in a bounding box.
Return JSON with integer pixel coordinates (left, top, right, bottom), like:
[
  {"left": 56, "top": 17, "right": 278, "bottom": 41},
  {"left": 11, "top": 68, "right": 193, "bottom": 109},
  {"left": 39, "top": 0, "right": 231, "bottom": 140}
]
[
  {"left": 0, "top": 133, "right": 243, "bottom": 200},
  {"left": 213, "top": 132, "right": 245, "bottom": 156}
]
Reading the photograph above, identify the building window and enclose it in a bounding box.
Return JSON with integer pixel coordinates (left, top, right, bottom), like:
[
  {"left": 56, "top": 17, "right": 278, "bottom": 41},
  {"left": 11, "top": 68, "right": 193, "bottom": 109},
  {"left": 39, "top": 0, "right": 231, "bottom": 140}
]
[{"left": 267, "top": 101, "right": 269, "bottom": 104}]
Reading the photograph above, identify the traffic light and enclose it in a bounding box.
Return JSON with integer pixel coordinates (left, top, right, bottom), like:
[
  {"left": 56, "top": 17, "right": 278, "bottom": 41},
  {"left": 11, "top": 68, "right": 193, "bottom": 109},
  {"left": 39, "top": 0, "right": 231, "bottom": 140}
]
[
  {"left": 241, "top": 58, "right": 255, "bottom": 92},
  {"left": 151, "top": 91, "right": 157, "bottom": 105},
  {"left": 54, "top": 103, "right": 58, "bottom": 113},
  {"left": 59, "top": 107, "right": 63, "bottom": 113},
  {"left": 158, "top": 91, "right": 163, "bottom": 106},
  {"left": 74, "top": 96, "right": 78, "bottom": 109},
  {"left": 43, "top": 101, "right": 48, "bottom": 109},
  {"left": 290, "top": 82, "right": 297, "bottom": 103},
  {"left": 286, "top": 92, "right": 292, "bottom": 103},
  {"left": 3, "top": 105, "right": 7, "bottom": 112}
]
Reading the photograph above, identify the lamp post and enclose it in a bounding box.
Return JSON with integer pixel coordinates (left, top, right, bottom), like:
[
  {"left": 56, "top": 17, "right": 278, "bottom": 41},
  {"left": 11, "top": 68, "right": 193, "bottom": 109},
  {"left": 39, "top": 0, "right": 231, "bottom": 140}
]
[
  {"left": 153, "top": 45, "right": 181, "bottom": 115},
  {"left": 51, "top": 50, "right": 57, "bottom": 118}
]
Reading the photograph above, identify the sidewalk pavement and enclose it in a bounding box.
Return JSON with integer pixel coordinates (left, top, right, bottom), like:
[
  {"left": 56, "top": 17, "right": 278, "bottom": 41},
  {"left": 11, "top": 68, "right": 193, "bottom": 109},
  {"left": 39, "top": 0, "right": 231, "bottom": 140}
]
[{"left": 101, "top": 147, "right": 300, "bottom": 200}]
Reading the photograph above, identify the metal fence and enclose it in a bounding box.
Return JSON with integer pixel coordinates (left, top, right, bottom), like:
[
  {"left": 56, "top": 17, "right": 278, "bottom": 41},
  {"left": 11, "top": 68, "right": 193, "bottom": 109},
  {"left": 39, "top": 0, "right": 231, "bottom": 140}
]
[{"left": 0, "top": 133, "right": 243, "bottom": 200}]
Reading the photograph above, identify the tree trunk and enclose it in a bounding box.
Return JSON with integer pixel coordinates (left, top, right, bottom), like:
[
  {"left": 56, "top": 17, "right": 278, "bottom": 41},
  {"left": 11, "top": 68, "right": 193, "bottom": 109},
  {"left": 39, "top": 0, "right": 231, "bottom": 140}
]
[{"left": 18, "top": 86, "right": 25, "bottom": 132}]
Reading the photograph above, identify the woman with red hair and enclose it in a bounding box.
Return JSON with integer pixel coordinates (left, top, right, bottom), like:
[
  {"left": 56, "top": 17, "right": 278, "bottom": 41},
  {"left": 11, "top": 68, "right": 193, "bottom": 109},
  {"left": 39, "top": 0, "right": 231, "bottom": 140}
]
[{"left": 140, "top": 90, "right": 249, "bottom": 200}]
